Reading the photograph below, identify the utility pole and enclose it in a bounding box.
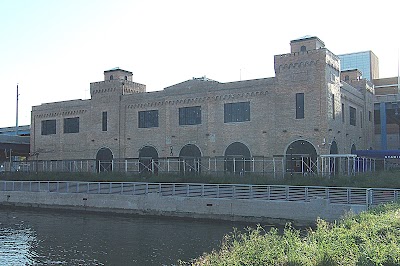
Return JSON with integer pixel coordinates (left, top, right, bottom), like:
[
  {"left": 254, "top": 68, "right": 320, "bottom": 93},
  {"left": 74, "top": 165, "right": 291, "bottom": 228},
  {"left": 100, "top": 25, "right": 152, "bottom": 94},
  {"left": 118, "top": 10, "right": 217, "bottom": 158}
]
[{"left": 16, "top": 83, "right": 19, "bottom": 136}]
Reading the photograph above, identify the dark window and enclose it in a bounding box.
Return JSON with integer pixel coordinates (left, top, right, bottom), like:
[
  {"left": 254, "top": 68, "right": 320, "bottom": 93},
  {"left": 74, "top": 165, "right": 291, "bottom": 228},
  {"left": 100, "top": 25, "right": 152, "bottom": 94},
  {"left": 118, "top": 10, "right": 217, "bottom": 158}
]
[
  {"left": 369, "top": 111, "right": 372, "bottom": 122},
  {"left": 124, "top": 76, "right": 128, "bottom": 80},
  {"left": 179, "top": 106, "right": 201, "bottom": 125},
  {"left": 349, "top": 106, "right": 356, "bottom": 126},
  {"left": 344, "top": 75, "right": 349, "bottom": 81},
  {"left": 139, "top": 110, "right": 159, "bottom": 128},
  {"left": 102, "top": 111, "right": 107, "bottom": 131},
  {"left": 41, "top": 119, "right": 56, "bottom": 135},
  {"left": 64, "top": 117, "right": 79, "bottom": 133},
  {"left": 342, "top": 103, "right": 345, "bottom": 123},
  {"left": 360, "top": 111, "right": 363, "bottom": 128},
  {"left": 224, "top": 102, "right": 250, "bottom": 123},
  {"left": 332, "top": 94, "right": 335, "bottom": 119},
  {"left": 300, "top": 46, "right": 306, "bottom": 52},
  {"left": 110, "top": 75, "right": 113, "bottom": 80},
  {"left": 295, "top": 93, "right": 304, "bottom": 119}
]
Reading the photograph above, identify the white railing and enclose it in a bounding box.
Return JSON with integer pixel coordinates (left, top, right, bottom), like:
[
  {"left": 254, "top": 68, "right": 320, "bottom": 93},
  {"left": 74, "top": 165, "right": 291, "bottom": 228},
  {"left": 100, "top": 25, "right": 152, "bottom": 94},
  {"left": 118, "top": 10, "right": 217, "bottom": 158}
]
[
  {"left": 1, "top": 180, "right": 398, "bottom": 207},
  {"left": 4, "top": 155, "right": 379, "bottom": 176}
]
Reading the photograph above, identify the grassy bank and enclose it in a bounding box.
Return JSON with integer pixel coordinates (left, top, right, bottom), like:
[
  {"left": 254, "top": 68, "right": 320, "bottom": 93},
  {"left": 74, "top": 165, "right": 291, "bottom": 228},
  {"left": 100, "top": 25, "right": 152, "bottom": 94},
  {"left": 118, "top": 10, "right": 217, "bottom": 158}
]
[
  {"left": 182, "top": 203, "right": 400, "bottom": 265},
  {"left": 2, "top": 170, "right": 400, "bottom": 188}
]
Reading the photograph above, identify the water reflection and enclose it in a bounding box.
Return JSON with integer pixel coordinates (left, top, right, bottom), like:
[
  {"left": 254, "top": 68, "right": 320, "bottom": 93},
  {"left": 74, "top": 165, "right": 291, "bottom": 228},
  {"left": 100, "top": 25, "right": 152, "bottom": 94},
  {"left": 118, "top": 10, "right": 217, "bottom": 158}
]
[
  {"left": 0, "top": 225, "right": 38, "bottom": 265},
  {"left": 0, "top": 207, "right": 256, "bottom": 265}
]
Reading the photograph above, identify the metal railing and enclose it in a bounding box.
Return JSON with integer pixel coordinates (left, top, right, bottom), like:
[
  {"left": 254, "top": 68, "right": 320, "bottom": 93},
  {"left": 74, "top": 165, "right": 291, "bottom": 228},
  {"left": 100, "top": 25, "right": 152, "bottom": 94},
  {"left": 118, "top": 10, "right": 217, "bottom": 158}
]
[
  {"left": 3, "top": 155, "right": 380, "bottom": 176},
  {"left": 1, "top": 180, "right": 398, "bottom": 207}
]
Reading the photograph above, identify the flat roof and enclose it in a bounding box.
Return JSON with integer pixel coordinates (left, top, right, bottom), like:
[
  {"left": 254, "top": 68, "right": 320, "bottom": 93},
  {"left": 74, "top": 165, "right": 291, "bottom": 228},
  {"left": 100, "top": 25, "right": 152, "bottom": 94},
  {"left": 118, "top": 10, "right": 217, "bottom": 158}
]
[
  {"left": 104, "top": 67, "right": 132, "bottom": 74},
  {"left": 290, "top": 35, "right": 325, "bottom": 46}
]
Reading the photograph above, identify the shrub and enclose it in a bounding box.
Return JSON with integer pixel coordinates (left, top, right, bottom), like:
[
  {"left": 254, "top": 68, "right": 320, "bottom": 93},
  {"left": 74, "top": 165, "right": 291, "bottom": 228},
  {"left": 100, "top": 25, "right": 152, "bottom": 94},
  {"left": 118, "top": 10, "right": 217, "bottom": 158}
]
[{"left": 182, "top": 203, "right": 400, "bottom": 266}]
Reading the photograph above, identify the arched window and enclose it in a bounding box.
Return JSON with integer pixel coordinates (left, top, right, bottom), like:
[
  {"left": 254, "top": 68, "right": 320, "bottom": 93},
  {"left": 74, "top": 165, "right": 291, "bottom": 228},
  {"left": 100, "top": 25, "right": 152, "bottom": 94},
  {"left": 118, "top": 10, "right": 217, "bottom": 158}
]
[
  {"left": 300, "top": 45, "right": 306, "bottom": 52},
  {"left": 125, "top": 76, "right": 128, "bottom": 80},
  {"left": 224, "top": 142, "right": 251, "bottom": 175},
  {"left": 179, "top": 144, "right": 202, "bottom": 175},
  {"left": 110, "top": 75, "right": 113, "bottom": 80},
  {"left": 139, "top": 146, "right": 159, "bottom": 174},
  {"left": 286, "top": 140, "right": 317, "bottom": 175},
  {"left": 96, "top": 148, "right": 113, "bottom": 172},
  {"left": 330, "top": 141, "right": 339, "bottom": 174},
  {"left": 344, "top": 75, "right": 349, "bottom": 81}
]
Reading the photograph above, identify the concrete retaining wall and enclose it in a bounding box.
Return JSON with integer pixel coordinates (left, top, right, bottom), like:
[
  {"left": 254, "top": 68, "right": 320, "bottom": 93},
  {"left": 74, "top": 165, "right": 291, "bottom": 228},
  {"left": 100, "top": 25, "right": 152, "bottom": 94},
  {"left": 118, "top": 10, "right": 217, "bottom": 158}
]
[{"left": 0, "top": 191, "right": 367, "bottom": 226}]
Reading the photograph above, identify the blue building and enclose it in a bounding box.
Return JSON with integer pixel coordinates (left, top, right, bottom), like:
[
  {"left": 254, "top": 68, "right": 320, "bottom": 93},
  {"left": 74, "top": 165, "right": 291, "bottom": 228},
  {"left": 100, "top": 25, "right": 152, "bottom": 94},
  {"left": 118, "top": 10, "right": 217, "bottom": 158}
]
[{"left": 338, "top": 51, "right": 379, "bottom": 81}]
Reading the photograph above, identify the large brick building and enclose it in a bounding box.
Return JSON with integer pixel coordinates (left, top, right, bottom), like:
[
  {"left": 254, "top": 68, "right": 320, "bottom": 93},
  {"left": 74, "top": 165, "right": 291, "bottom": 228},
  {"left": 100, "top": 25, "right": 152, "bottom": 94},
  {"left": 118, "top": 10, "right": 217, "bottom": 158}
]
[{"left": 30, "top": 36, "right": 375, "bottom": 173}]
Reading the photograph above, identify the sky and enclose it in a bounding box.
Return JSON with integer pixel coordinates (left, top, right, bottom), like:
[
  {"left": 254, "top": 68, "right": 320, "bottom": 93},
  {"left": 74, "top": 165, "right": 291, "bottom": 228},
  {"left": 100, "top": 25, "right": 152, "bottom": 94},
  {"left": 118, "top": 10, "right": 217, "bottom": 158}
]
[{"left": 0, "top": 0, "right": 399, "bottom": 128}]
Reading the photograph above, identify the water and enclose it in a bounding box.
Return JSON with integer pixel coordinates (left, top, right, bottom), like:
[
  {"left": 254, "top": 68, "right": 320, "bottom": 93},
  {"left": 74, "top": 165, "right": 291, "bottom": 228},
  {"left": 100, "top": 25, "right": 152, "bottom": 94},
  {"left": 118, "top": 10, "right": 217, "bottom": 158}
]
[{"left": 0, "top": 207, "right": 257, "bottom": 265}]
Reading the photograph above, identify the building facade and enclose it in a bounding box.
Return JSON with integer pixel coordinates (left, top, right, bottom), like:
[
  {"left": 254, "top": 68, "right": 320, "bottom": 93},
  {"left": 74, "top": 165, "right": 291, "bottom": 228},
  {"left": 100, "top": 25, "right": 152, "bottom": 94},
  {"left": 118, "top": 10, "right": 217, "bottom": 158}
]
[{"left": 30, "top": 36, "right": 375, "bottom": 173}]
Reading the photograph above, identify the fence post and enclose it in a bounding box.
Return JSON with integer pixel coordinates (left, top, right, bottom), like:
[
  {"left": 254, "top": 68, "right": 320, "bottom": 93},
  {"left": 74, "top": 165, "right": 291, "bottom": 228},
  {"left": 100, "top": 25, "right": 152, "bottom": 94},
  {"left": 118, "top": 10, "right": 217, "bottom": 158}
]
[
  {"left": 347, "top": 188, "right": 350, "bottom": 204},
  {"left": 305, "top": 187, "right": 308, "bottom": 201},
  {"left": 286, "top": 186, "right": 289, "bottom": 201}
]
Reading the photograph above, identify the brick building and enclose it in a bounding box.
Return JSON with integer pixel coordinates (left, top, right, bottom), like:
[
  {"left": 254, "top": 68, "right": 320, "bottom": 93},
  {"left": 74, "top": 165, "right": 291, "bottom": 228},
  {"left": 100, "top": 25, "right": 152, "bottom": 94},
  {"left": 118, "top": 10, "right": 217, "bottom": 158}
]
[{"left": 30, "top": 36, "right": 375, "bottom": 173}]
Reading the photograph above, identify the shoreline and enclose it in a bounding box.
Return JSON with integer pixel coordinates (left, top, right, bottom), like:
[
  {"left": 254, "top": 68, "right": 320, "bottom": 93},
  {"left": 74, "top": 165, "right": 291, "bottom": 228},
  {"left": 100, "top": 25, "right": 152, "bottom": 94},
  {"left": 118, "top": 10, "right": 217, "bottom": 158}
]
[{"left": 0, "top": 190, "right": 367, "bottom": 226}]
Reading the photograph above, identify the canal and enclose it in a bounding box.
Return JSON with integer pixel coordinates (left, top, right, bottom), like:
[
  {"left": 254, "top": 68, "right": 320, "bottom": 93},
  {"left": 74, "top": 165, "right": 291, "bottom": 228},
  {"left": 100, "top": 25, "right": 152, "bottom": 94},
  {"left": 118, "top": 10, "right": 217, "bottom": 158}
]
[{"left": 0, "top": 207, "right": 260, "bottom": 265}]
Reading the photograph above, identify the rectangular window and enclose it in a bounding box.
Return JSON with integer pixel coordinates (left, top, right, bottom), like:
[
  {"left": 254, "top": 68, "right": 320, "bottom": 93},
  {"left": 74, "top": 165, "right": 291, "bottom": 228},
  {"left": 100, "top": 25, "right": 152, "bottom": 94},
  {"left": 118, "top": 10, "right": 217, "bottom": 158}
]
[
  {"left": 138, "top": 110, "right": 159, "bottom": 128},
  {"left": 102, "top": 111, "right": 107, "bottom": 131},
  {"left": 349, "top": 106, "right": 356, "bottom": 126},
  {"left": 224, "top": 101, "right": 250, "bottom": 123},
  {"left": 41, "top": 119, "right": 56, "bottom": 135},
  {"left": 369, "top": 111, "right": 372, "bottom": 122},
  {"left": 342, "top": 103, "right": 345, "bottom": 123},
  {"left": 360, "top": 111, "right": 363, "bottom": 128},
  {"left": 179, "top": 106, "right": 201, "bottom": 125},
  {"left": 295, "top": 93, "right": 304, "bottom": 119},
  {"left": 64, "top": 117, "right": 79, "bottom": 133},
  {"left": 332, "top": 94, "right": 335, "bottom": 120}
]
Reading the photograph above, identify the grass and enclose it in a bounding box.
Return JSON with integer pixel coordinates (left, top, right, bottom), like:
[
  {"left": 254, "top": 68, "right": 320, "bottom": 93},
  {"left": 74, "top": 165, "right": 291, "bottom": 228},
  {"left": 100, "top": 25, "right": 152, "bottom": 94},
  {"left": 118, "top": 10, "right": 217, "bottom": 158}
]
[
  {"left": 181, "top": 203, "right": 400, "bottom": 266},
  {"left": 1, "top": 170, "right": 400, "bottom": 188}
]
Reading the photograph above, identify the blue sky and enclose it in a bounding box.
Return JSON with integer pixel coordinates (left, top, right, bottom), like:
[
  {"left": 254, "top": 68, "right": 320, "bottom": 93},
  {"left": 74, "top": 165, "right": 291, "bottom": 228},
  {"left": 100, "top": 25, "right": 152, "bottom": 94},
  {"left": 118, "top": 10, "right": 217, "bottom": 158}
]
[{"left": 0, "top": 0, "right": 399, "bottom": 127}]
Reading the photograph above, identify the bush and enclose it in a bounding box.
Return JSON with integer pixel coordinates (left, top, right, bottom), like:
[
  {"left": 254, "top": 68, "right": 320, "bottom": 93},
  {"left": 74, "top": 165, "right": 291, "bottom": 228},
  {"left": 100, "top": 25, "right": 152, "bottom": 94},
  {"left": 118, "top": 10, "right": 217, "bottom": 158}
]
[{"left": 182, "top": 203, "right": 400, "bottom": 266}]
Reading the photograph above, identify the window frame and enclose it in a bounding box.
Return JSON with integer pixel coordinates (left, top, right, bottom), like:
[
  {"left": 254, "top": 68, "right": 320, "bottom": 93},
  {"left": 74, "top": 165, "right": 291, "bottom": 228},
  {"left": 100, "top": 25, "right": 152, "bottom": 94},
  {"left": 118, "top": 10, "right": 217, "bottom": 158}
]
[
  {"left": 63, "top": 117, "right": 80, "bottom": 134},
  {"left": 349, "top": 106, "right": 357, "bottom": 126},
  {"left": 224, "top": 101, "right": 250, "bottom": 123},
  {"left": 295, "top": 93, "right": 305, "bottom": 119},
  {"left": 138, "top": 110, "right": 159, "bottom": 128},
  {"left": 179, "top": 106, "right": 202, "bottom": 126},
  {"left": 102, "top": 111, "right": 108, "bottom": 132},
  {"left": 41, "top": 119, "right": 56, "bottom": 135}
]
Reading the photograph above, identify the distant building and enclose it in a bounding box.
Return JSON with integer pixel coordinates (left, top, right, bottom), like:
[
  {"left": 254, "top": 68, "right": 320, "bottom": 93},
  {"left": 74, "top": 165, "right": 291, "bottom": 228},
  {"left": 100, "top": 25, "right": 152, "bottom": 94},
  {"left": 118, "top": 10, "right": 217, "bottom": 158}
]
[
  {"left": 338, "top": 51, "right": 379, "bottom": 81},
  {"left": 30, "top": 36, "right": 375, "bottom": 174}
]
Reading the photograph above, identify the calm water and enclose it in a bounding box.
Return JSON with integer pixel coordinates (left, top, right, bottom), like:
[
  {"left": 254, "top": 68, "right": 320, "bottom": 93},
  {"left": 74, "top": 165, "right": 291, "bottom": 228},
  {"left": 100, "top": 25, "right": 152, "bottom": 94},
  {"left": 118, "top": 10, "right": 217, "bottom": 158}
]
[{"left": 0, "top": 207, "right": 257, "bottom": 265}]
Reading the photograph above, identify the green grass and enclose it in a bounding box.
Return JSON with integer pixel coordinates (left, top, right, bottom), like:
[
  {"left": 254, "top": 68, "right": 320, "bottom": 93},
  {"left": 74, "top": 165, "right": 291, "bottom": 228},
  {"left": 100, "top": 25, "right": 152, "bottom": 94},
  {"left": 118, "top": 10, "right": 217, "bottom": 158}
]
[
  {"left": 181, "top": 203, "right": 400, "bottom": 266},
  {"left": 2, "top": 170, "right": 400, "bottom": 188}
]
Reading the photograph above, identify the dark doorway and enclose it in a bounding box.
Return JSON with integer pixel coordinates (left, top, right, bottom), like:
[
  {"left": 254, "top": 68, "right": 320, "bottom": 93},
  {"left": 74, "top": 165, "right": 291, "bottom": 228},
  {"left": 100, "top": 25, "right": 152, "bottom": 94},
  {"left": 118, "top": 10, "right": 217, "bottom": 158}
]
[
  {"left": 286, "top": 140, "right": 317, "bottom": 174},
  {"left": 96, "top": 148, "right": 113, "bottom": 172},
  {"left": 224, "top": 142, "right": 251, "bottom": 175},
  {"left": 330, "top": 140, "right": 339, "bottom": 174},
  {"left": 351, "top": 144, "right": 357, "bottom": 154},
  {"left": 139, "top": 146, "right": 159, "bottom": 174},
  {"left": 179, "top": 144, "right": 201, "bottom": 174}
]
